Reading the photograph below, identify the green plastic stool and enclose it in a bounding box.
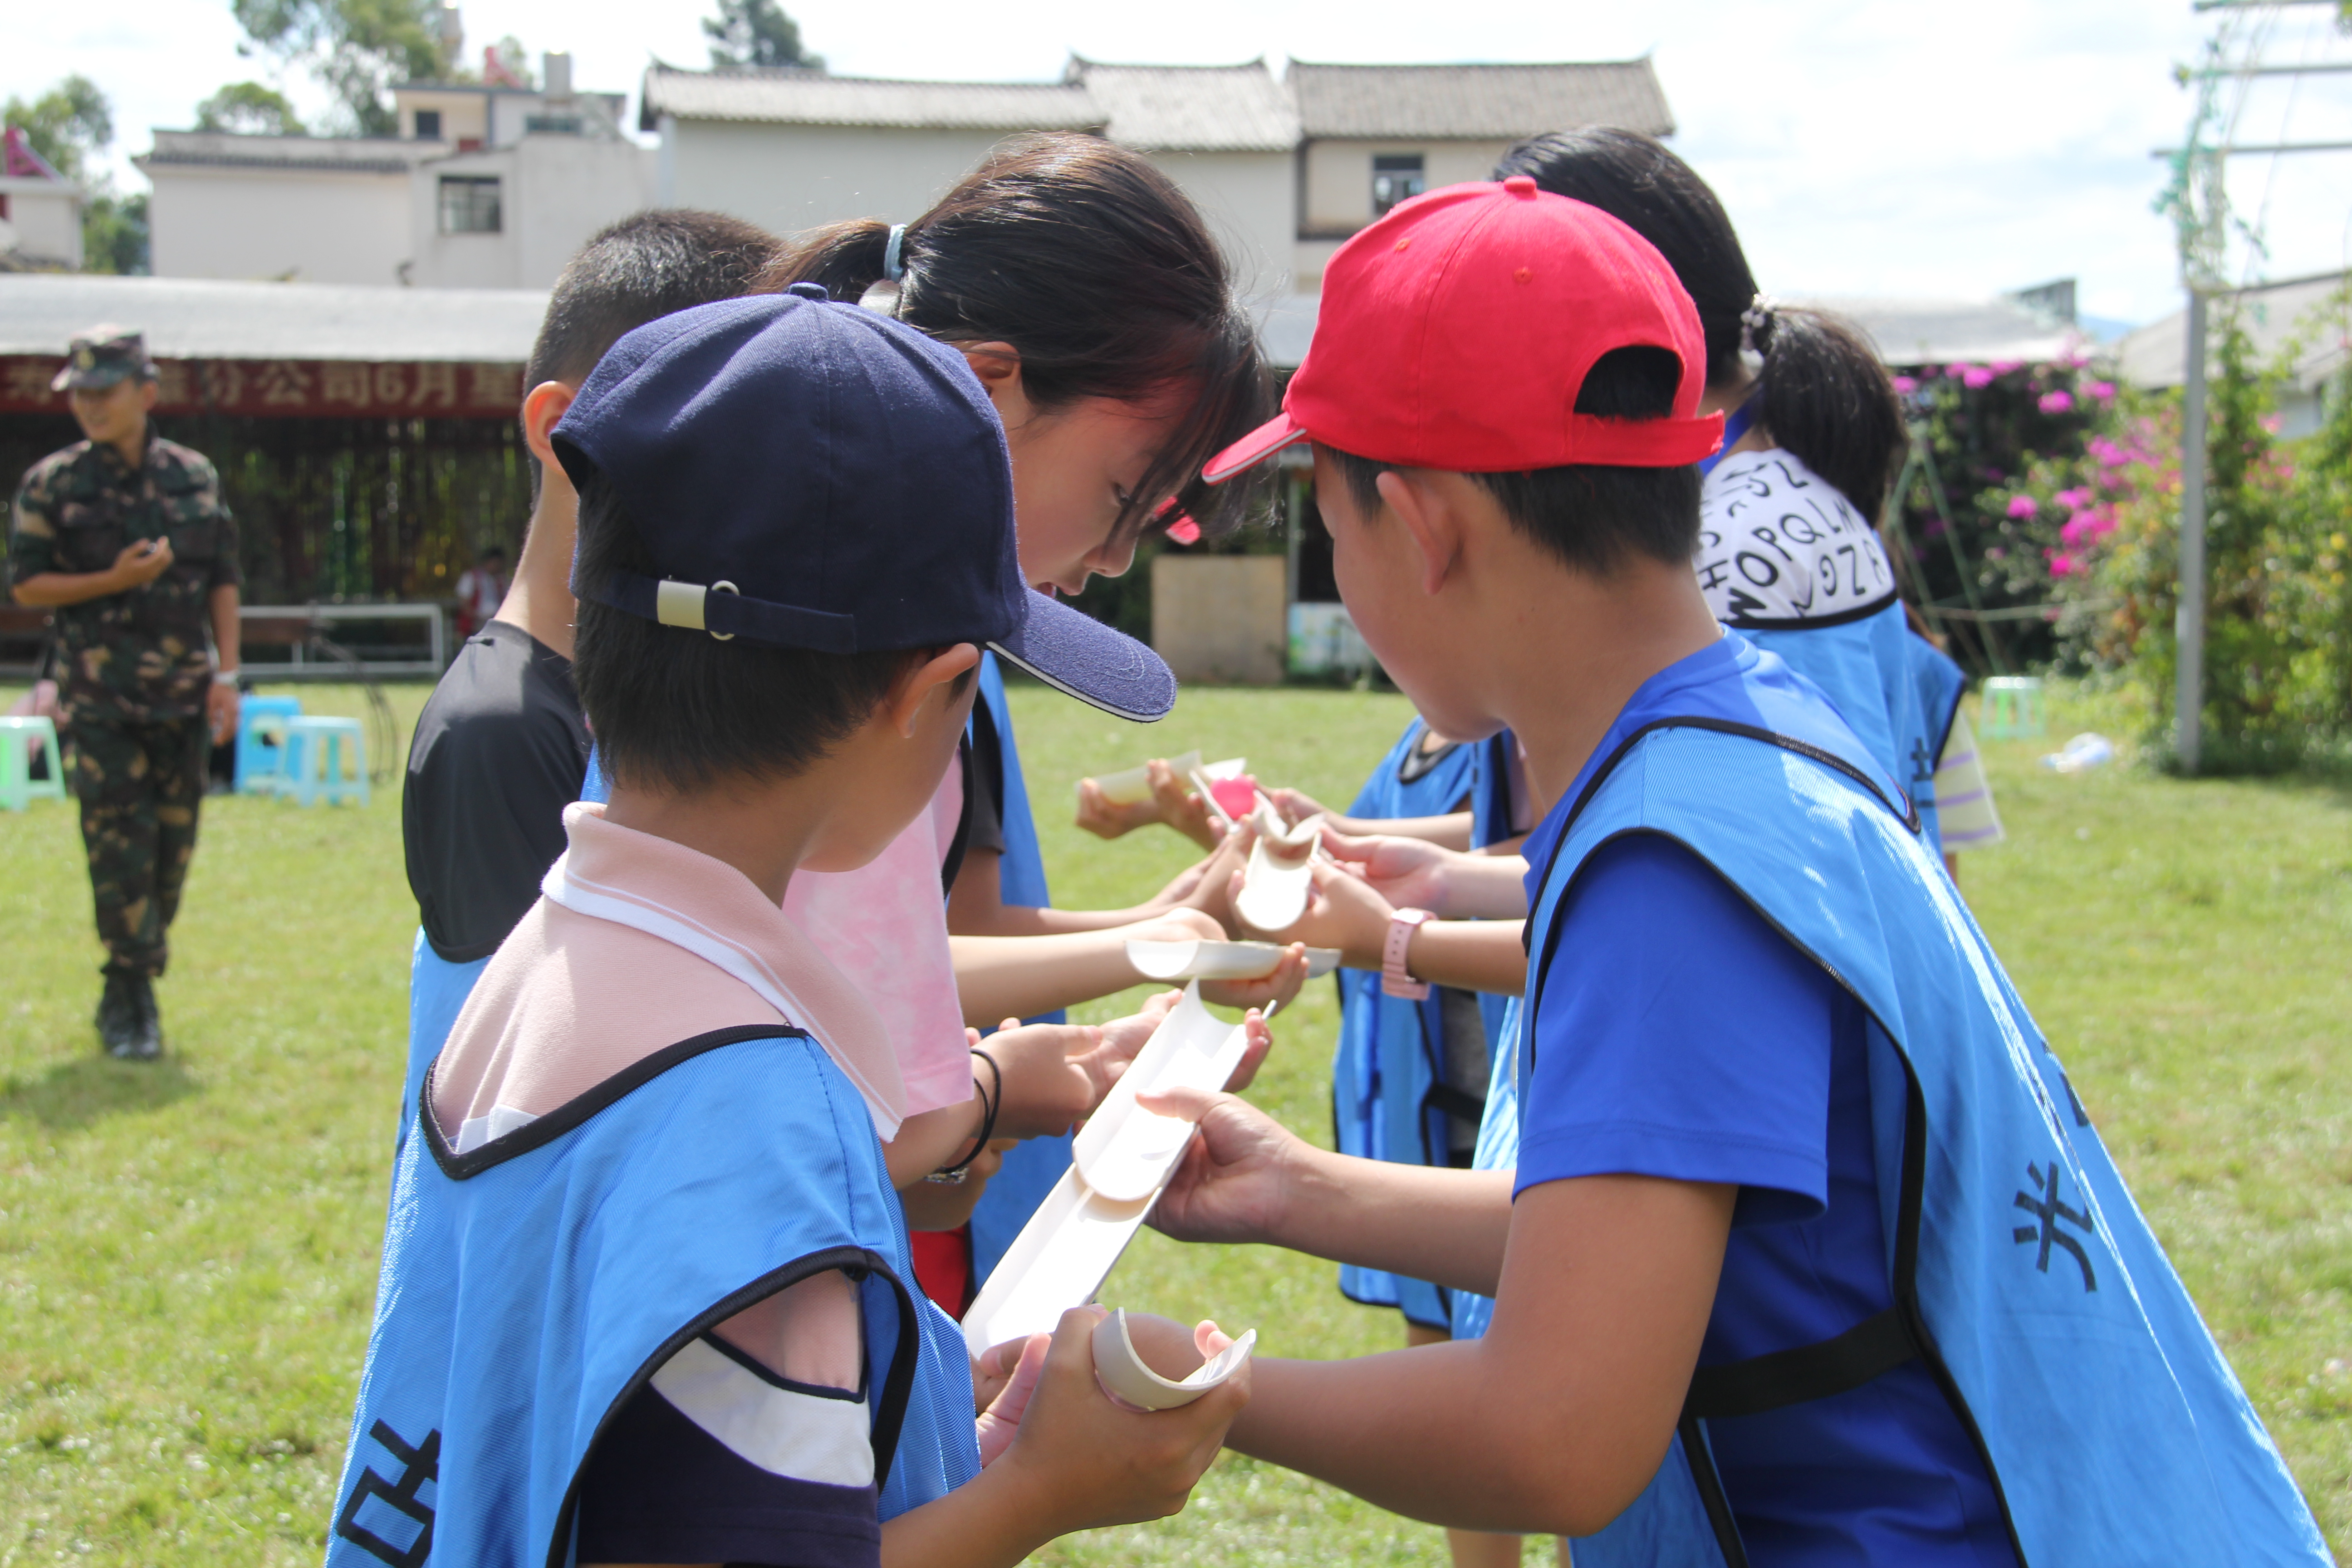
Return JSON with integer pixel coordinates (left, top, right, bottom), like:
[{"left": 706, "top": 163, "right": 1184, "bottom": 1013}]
[
  {"left": 276, "top": 715, "right": 370, "bottom": 807},
  {"left": 0, "top": 716, "right": 67, "bottom": 811},
  {"left": 1979, "top": 676, "right": 2045, "bottom": 740}
]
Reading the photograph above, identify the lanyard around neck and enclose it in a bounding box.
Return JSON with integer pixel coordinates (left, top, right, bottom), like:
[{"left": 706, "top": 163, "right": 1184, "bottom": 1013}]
[{"left": 1696, "top": 396, "right": 1759, "bottom": 478}]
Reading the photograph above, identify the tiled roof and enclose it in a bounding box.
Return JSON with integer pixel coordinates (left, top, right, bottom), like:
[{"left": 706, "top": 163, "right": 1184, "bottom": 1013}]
[
  {"left": 1805, "top": 296, "right": 2083, "bottom": 369},
  {"left": 0, "top": 273, "right": 547, "bottom": 362},
  {"left": 640, "top": 66, "right": 1100, "bottom": 134},
  {"left": 1066, "top": 60, "right": 1300, "bottom": 153},
  {"left": 137, "top": 131, "right": 426, "bottom": 177},
  {"left": 2117, "top": 270, "right": 2350, "bottom": 391},
  {"left": 1286, "top": 60, "right": 1673, "bottom": 141}
]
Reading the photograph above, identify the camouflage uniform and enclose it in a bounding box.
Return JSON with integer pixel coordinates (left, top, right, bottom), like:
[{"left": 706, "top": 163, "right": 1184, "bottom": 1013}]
[{"left": 9, "top": 428, "right": 240, "bottom": 979}]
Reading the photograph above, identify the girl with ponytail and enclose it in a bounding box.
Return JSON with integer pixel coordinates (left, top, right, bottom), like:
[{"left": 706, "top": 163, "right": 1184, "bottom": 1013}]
[
  {"left": 1494, "top": 129, "right": 1968, "bottom": 851},
  {"left": 754, "top": 133, "right": 1302, "bottom": 1316}
]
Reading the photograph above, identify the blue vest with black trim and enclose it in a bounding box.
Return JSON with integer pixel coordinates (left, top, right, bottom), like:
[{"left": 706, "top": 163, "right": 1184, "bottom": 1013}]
[
  {"left": 1332, "top": 718, "right": 1480, "bottom": 1329},
  {"left": 328, "top": 1032, "right": 980, "bottom": 1568},
  {"left": 1520, "top": 642, "right": 2325, "bottom": 1567},
  {"left": 964, "top": 653, "right": 1077, "bottom": 1286}
]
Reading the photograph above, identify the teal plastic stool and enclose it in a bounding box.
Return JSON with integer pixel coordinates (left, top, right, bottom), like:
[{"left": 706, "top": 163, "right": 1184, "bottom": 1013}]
[
  {"left": 0, "top": 716, "right": 67, "bottom": 811},
  {"left": 1979, "top": 676, "right": 2046, "bottom": 740},
  {"left": 276, "top": 715, "right": 370, "bottom": 807},
  {"left": 235, "top": 695, "right": 304, "bottom": 794}
]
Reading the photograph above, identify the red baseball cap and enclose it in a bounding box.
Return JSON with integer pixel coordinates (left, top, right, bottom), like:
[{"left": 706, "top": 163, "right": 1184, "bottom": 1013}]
[{"left": 1205, "top": 176, "right": 1723, "bottom": 482}]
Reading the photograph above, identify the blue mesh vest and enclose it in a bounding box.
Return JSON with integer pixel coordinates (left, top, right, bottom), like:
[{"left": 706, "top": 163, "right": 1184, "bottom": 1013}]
[
  {"left": 1519, "top": 640, "right": 2324, "bottom": 1567},
  {"left": 329, "top": 1032, "right": 979, "bottom": 1568},
  {"left": 964, "top": 653, "right": 1076, "bottom": 1285},
  {"left": 1331, "top": 718, "right": 1481, "bottom": 1328}
]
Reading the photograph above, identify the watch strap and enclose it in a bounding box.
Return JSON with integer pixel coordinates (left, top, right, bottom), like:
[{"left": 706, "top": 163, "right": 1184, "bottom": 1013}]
[{"left": 1382, "top": 907, "right": 1435, "bottom": 999}]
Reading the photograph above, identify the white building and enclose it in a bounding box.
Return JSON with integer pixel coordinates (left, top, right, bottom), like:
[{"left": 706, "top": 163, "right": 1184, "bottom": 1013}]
[
  {"left": 641, "top": 56, "right": 1674, "bottom": 312},
  {"left": 0, "top": 127, "right": 84, "bottom": 271},
  {"left": 137, "top": 54, "right": 653, "bottom": 289}
]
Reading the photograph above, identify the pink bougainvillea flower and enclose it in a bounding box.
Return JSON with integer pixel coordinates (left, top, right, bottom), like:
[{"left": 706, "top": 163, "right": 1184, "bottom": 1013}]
[
  {"left": 2060, "top": 516, "right": 2094, "bottom": 548},
  {"left": 1963, "top": 366, "right": 1996, "bottom": 389},
  {"left": 1991, "top": 360, "right": 2023, "bottom": 375},
  {"left": 1892, "top": 374, "right": 1918, "bottom": 393},
  {"left": 2039, "top": 390, "right": 2075, "bottom": 414},
  {"left": 2006, "top": 495, "right": 2038, "bottom": 519},
  {"left": 2054, "top": 487, "right": 2092, "bottom": 510},
  {"left": 1945, "top": 364, "right": 1970, "bottom": 379},
  {"left": 2087, "top": 381, "right": 2117, "bottom": 401},
  {"left": 2049, "top": 552, "right": 2077, "bottom": 578},
  {"left": 2088, "top": 436, "right": 2124, "bottom": 465}
]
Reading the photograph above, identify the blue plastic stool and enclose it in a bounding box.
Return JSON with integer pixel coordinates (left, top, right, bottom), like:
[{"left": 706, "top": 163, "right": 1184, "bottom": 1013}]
[
  {"left": 235, "top": 695, "right": 304, "bottom": 794},
  {"left": 0, "top": 715, "right": 67, "bottom": 811},
  {"left": 276, "top": 715, "right": 370, "bottom": 807}
]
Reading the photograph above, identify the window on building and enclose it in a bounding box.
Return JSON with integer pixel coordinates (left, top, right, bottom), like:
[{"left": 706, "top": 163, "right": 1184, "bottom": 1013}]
[
  {"left": 413, "top": 108, "right": 442, "bottom": 140},
  {"left": 438, "top": 175, "right": 502, "bottom": 235},
  {"left": 1372, "top": 154, "right": 1426, "bottom": 218},
  {"left": 523, "top": 114, "right": 583, "bottom": 135}
]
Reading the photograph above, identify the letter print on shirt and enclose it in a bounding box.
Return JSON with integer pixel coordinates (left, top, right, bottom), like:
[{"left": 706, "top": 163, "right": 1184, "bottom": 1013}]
[{"left": 1695, "top": 448, "right": 1897, "bottom": 625}]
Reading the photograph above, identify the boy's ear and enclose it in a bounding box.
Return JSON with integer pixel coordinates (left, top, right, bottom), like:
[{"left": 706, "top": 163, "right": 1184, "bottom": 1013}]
[
  {"left": 887, "top": 643, "right": 984, "bottom": 738},
  {"left": 521, "top": 381, "right": 577, "bottom": 470},
  {"left": 1375, "top": 469, "right": 1463, "bottom": 598},
  {"left": 960, "top": 344, "right": 1031, "bottom": 427}
]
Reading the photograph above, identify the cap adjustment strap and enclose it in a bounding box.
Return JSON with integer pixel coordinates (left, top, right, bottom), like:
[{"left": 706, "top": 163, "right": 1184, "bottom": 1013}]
[{"left": 603, "top": 569, "right": 859, "bottom": 652}]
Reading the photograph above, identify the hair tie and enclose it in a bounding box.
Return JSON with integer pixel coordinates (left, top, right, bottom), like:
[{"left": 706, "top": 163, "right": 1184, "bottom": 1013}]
[
  {"left": 883, "top": 224, "right": 907, "bottom": 283},
  {"left": 1740, "top": 293, "right": 1778, "bottom": 360}
]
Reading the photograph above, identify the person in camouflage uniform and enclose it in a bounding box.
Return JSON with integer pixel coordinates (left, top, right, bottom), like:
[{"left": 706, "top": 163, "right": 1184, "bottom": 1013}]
[{"left": 8, "top": 326, "right": 242, "bottom": 1059}]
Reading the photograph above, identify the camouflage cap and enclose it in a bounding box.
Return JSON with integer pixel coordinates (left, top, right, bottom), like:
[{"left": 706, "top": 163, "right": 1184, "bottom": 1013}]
[{"left": 51, "top": 324, "right": 159, "bottom": 392}]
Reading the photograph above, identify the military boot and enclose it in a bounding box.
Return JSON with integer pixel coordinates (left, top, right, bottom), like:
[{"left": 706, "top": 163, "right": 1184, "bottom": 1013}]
[
  {"left": 126, "top": 974, "right": 163, "bottom": 1059},
  {"left": 96, "top": 971, "right": 142, "bottom": 1058}
]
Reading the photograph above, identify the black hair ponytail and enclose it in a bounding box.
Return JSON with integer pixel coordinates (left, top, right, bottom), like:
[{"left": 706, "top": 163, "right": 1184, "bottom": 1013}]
[
  {"left": 1742, "top": 304, "right": 1906, "bottom": 521},
  {"left": 1495, "top": 128, "right": 1905, "bottom": 520},
  {"left": 757, "top": 133, "right": 1272, "bottom": 539}
]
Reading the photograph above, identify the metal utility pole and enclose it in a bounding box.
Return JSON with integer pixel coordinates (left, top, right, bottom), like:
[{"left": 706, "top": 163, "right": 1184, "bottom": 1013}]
[{"left": 2176, "top": 289, "right": 2209, "bottom": 772}]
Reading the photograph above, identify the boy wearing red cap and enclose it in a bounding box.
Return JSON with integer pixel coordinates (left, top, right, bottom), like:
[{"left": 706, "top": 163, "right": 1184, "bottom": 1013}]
[{"left": 1140, "top": 179, "right": 2328, "bottom": 1566}]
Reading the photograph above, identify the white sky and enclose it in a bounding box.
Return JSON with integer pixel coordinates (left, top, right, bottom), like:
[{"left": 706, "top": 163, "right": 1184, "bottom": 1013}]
[{"left": 15, "top": 0, "right": 2352, "bottom": 326}]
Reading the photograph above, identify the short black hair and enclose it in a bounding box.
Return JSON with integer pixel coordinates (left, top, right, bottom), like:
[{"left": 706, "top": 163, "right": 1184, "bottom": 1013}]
[
  {"left": 479, "top": 544, "right": 506, "bottom": 559},
  {"left": 569, "top": 472, "right": 923, "bottom": 793},
  {"left": 524, "top": 210, "right": 783, "bottom": 392},
  {"left": 1323, "top": 345, "right": 1701, "bottom": 576}
]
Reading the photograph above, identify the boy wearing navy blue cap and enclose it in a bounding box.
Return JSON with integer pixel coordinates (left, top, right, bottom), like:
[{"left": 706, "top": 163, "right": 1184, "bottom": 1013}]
[
  {"left": 329, "top": 289, "right": 1248, "bottom": 1568},
  {"left": 1141, "top": 181, "right": 2328, "bottom": 1565}
]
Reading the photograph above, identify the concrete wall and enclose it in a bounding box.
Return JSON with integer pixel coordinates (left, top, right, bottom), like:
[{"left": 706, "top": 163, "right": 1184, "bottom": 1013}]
[
  {"left": 0, "top": 182, "right": 83, "bottom": 268},
  {"left": 1299, "top": 137, "right": 1514, "bottom": 236},
  {"left": 148, "top": 166, "right": 412, "bottom": 285},
  {"left": 406, "top": 137, "right": 655, "bottom": 289},
  {"left": 1140, "top": 149, "right": 1295, "bottom": 305},
  {"left": 662, "top": 121, "right": 1014, "bottom": 236},
  {"left": 1152, "top": 555, "right": 1287, "bottom": 686}
]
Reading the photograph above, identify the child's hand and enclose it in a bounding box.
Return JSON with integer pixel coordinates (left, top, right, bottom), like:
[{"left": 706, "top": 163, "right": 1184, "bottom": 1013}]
[
  {"left": 1265, "top": 785, "right": 1330, "bottom": 828},
  {"left": 973, "top": 1330, "right": 1050, "bottom": 1465},
  {"left": 1140, "top": 1085, "right": 1310, "bottom": 1248},
  {"left": 1199, "top": 941, "right": 1308, "bottom": 1018},
  {"left": 1076, "top": 760, "right": 1222, "bottom": 851},
  {"left": 1152, "top": 828, "right": 1249, "bottom": 934},
  {"left": 988, "top": 1021, "right": 1117, "bottom": 1138},
  {"left": 995, "top": 1306, "right": 1249, "bottom": 1532},
  {"left": 1321, "top": 828, "right": 1457, "bottom": 916}
]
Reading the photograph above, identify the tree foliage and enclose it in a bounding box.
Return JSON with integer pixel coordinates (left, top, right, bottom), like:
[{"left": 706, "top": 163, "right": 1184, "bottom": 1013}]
[
  {"left": 3, "top": 75, "right": 112, "bottom": 184},
  {"left": 230, "top": 0, "right": 452, "bottom": 136},
  {"left": 2, "top": 75, "right": 147, "bottom": 274},
  {"left": 195, "top": 82, "right": 308, "bottom": 137},
  {"left": 704, "top": 0, "right": 823, "bottom": 71}
]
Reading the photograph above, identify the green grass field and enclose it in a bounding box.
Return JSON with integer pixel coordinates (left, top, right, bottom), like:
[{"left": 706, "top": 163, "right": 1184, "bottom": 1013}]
[{"left": 0, "top": 679, "right": 2346, "bottom": 1564}]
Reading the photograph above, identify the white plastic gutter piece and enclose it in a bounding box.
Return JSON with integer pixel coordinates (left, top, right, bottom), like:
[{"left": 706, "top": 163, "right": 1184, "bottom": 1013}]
[
  {"left": 962, "top": 982, "right": 1250, "bottom": 1358},
  {"left": 1232, "top": 804, "right": 1322, "bottom": 933},
  {"left": 1092, "top": 1310, "right": 1256, "bottom": 1411},
  {"left": 1126, "top": 938, "right": 1340, "bottom": 982},
  {"left": 1092, "top": 752, "right": 1246, "bottom": 806}
]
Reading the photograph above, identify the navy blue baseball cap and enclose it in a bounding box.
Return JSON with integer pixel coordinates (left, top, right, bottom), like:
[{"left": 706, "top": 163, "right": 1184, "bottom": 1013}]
[{"left": 553, "top": 288, "right": 1175, "bottom": 722}]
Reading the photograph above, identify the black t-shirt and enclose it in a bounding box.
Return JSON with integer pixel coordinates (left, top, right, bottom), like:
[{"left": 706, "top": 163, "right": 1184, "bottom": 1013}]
[{"left": 402, "top": 621, "right": 592, "bottom": 961}]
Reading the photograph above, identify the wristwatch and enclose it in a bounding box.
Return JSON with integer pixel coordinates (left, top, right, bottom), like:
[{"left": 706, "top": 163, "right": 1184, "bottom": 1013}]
[
  {"left": 1382, "top": 907, "right": 1435, "bottom": 1000},
  {"left": 212, "top": 671, "right": 241, "bottom": 687}
]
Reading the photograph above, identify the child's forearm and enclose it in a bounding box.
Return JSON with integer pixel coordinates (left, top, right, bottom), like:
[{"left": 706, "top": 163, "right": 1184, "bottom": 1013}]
[
  {"left": 880, "top": 1460, "right": 1059, "bottom": 1568},
  {"left": 1327, "top": 809, "right": 1473, "bottom": 849},
  {"left": 1399, "top": 919, "right": 1528, "bottom": 996},
  {"left": 1270, "top": 1149, "right": 1515, "bottom": 1294},
  {"left": 949, "top": 928, "right": 1150, "bottom": 1026}
]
